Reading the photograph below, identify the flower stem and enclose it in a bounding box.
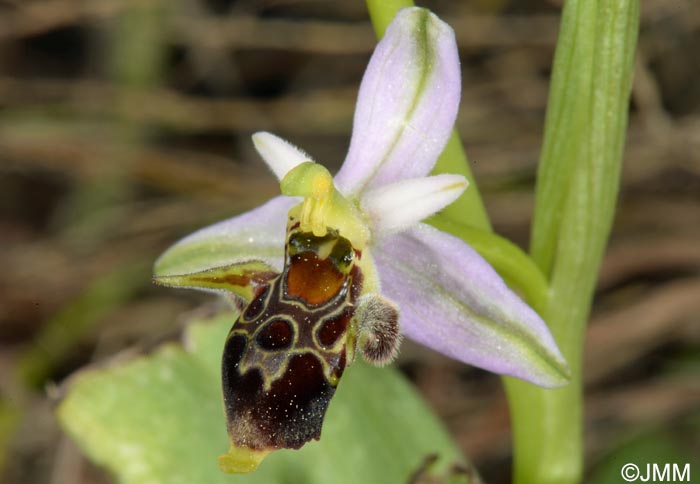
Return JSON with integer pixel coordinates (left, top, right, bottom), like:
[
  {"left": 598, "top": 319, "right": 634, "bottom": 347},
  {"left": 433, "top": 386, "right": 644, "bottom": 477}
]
[
  {"left": 505, "top": 1, "right": 640, "bottom": 484},
  {"left": 366, "top": 0, "right": 414, "bottom": 38}
]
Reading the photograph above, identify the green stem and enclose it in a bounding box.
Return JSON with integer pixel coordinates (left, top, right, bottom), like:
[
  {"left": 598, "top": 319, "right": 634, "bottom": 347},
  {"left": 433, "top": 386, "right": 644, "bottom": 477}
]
[
  {"left": 505, "top": 2, "right": 640, "bottom": 484},
  {"left": 366, "top": 0, "right": 415, "bottom": 37}
]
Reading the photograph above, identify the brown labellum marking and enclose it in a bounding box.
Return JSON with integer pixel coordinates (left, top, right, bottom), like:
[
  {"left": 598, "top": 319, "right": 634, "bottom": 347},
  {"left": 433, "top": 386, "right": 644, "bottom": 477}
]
[
  {"left": 220, "top": 224, "right": 365, "bottom": 472},
  {"left": 223, "top": 333, "right": 248, "bottom": 373},
  {"left": 255, "top": 319, "right": 293, "bottom": 350},
  {"left": 223, "top": 350, "right": 336, "bottom": 451},
  {"left": 330, "top": 349, "right": 347, "bottom": 385},
  {"left": 285, "top": 252, "right": 344, "bottom": 305},
  {"left": 242, "top": 285, "right": 270, "bottom": 321},
  {"left": 316, "top": 309, "right": 351, "bottom": 348}
]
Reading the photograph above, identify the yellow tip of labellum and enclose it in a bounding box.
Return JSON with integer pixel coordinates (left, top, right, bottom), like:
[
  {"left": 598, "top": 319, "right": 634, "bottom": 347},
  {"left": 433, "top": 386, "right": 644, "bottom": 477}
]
[{"left": 217, "top": 446, "right": 271, "bottom": 474}]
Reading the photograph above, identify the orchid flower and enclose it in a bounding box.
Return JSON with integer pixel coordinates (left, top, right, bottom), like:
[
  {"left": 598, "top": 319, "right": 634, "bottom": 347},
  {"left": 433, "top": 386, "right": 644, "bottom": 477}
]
[{"left": 154, "top": 7, "right": 568, "bottom": 475}]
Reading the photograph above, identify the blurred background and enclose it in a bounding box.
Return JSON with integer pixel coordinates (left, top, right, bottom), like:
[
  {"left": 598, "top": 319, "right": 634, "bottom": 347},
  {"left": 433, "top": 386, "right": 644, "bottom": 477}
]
[{"left": 0, "top": 0, "right": 698, "bottom": 483}]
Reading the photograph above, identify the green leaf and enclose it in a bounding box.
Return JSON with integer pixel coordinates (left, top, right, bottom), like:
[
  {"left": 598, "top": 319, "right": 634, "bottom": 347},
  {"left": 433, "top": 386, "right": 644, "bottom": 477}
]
[
  {"left": 58, "top": 312, "right": 474, "bottom": 484},
  {"left": 588, "top": 425, "right": 699, "bottom": 484},
  {"left": 0, "top": 398, "right": 21, "bottom": 476}
]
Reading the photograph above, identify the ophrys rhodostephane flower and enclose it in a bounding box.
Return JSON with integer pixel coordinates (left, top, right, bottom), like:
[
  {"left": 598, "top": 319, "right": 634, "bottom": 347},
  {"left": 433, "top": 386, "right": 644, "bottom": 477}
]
[{"left": 154, "top": 7, "right": 569, "bottom": 474}]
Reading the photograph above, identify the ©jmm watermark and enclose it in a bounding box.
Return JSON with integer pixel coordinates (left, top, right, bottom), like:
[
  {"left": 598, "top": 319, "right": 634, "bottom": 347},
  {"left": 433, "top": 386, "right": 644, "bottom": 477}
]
[{"left": 621, "top": 463, "right": 691, "bottom": 482}]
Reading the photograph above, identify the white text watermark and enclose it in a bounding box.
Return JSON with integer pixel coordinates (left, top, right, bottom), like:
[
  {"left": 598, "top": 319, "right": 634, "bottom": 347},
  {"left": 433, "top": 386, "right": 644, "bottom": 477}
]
[{"left": 621, "top": 463, "right": 691, "bottom": 482}]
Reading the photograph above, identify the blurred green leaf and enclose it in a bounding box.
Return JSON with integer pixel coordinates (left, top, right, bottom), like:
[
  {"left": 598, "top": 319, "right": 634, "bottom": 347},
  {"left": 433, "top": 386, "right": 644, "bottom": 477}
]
[
  {"left": 0, "top": 398, "right": 21, "bottom": 475},
  {"left": 58, "top": 312, "right": 473, "bottom": 484},
  {"left": 588, "top": 426, "right": 698, "bottom": 484}
]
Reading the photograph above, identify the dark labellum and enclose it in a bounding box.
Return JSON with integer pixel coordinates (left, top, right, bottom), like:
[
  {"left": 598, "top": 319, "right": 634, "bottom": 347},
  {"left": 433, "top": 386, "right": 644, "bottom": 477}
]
[
  {"left": 218, "top": 218, "right": 403, "bottom": 473},
  {"left": 221, "top": 223, "right": 362, "bottom": 454}
]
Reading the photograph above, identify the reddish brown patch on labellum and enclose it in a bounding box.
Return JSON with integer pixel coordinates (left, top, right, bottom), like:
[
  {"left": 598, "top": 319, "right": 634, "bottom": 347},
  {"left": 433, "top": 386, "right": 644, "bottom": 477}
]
[
  {"left": 242, "top": 285, "right": 270, "bottom": 321},
  {"left": 316, "top": 309, "right": 351, "bottom": 348},
  {"left": 255, "top": 319, "right": 293, "bottom": 350},
  {"left": 285, "top": 253, "right": 344, "bottom": 305}
]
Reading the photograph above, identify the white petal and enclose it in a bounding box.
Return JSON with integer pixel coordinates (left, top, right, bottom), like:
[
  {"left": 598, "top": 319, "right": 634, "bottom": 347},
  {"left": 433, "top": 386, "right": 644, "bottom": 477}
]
[
  {"left": 252, "top": 131, "right": 313, "bottom": 180},
  {"left": 361, "top": 174, "right": 467, "bottom": 236}
]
